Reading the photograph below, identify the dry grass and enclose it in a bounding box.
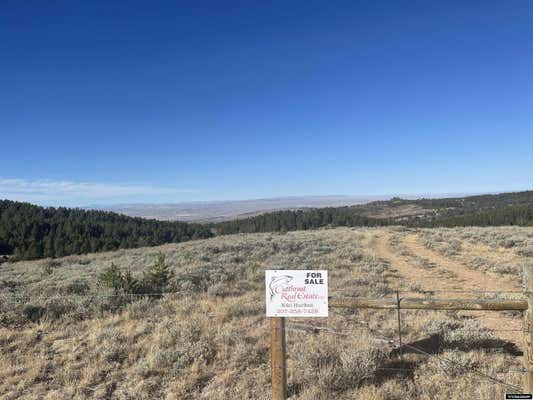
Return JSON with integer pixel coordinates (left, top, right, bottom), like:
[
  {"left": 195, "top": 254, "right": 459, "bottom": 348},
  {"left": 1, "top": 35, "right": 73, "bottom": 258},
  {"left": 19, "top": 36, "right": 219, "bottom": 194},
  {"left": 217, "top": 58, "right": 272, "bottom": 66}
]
[
  {"left": 0, "top": 227, "right": 530, "bottom": 399},
  {"left": 418, "top": 227, "right": 533, "bottom": 277}
]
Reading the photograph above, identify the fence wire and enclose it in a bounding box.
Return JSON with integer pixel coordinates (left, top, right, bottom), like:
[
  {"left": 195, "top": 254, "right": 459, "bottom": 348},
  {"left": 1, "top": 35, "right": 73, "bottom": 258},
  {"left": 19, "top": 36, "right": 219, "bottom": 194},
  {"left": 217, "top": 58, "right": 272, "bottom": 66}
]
[{"left": 286, "top": 314, "right": 524, "bottom": 392}]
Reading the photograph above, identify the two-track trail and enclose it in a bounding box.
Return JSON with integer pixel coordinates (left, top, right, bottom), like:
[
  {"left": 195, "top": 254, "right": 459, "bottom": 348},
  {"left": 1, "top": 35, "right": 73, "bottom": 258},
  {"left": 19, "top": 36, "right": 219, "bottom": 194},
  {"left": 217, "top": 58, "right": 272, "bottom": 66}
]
[{"left": 372, "top": 230, "right": 523, "bottom": 345}]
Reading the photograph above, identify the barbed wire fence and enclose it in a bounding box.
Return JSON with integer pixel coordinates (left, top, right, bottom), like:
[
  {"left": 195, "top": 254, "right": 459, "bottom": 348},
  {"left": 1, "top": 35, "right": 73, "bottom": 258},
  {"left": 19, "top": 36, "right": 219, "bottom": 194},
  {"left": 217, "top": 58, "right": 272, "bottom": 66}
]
[
  {"left": 275, "top": 284, "right": 531, "bottom": 397},
  {"left": 0, "top": 287, "right": 529, "bottom": 395},
  {"left": 286, "top": 308, "right": 524, "bottom": 392}
]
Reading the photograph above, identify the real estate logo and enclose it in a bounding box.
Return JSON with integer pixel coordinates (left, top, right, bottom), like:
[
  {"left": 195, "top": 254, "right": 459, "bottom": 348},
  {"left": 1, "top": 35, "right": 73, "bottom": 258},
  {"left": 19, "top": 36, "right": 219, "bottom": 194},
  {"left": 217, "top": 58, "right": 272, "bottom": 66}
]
[{"left": 269, "top": 274, "right": 293, "bottom": 301}]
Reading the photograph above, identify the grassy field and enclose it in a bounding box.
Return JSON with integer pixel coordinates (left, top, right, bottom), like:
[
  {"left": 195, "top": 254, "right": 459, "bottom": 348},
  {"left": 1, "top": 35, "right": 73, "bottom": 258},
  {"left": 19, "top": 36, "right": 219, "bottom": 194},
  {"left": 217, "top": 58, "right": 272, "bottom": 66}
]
[{"left": 1, "top": 227, "right": 532, "bottom": 399}]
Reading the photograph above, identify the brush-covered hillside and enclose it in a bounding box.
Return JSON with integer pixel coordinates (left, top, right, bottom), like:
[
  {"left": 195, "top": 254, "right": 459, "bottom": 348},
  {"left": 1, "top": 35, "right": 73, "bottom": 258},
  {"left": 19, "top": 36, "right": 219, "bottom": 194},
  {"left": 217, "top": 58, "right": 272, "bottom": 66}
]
[{"left": 1, "top": 226, "right": 532, "bottom": 399}]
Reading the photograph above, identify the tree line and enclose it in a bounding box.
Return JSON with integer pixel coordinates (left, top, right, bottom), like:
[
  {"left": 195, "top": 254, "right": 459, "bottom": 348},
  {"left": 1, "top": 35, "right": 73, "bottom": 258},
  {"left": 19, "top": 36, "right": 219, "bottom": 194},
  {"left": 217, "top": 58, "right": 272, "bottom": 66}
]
[
  {"left": 413, "top": 203, "right": 533, "bottom": 228},
  {"left": 213, "top": 207, "right": 389, "bottom": 234},
  {"left": 0, "top": 200, "right": 212, "bottom": 260}
]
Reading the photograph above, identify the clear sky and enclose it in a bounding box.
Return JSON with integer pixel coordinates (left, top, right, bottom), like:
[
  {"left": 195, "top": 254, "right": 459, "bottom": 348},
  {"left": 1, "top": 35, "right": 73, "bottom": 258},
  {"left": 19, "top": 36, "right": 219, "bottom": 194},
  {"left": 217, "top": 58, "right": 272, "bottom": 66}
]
[{"left": 1, "top": 0, "right": 532, "bottom": 206}]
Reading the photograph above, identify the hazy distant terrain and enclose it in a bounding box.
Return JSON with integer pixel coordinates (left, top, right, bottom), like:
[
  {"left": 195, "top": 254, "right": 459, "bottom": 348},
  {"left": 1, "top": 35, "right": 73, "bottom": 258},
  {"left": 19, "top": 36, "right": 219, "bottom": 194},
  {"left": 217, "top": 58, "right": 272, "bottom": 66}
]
[{"left": 98, "top": 196, "right": 386, "bottom": 222}]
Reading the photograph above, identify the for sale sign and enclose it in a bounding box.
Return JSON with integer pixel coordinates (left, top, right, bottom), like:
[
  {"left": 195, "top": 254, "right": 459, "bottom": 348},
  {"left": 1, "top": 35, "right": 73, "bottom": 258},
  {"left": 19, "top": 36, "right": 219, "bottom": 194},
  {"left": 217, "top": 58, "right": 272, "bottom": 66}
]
[{"left": 265, "top": 270, "right": 328, "bottom": 317}]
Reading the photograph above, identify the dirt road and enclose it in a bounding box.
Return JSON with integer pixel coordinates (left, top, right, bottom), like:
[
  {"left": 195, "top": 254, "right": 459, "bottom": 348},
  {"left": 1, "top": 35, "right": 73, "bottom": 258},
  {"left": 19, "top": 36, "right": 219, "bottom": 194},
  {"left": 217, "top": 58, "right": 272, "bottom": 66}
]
[{"left": 372, "top": 230, "right": 523, "bottom": 344}]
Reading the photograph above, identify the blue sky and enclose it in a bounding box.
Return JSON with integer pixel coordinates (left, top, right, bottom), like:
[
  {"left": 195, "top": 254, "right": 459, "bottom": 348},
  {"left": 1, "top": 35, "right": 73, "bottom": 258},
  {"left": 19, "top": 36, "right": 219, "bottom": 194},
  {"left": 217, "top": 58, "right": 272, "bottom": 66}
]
[{"left": 1, "top": 0, "right": 532, "bottom": 206}]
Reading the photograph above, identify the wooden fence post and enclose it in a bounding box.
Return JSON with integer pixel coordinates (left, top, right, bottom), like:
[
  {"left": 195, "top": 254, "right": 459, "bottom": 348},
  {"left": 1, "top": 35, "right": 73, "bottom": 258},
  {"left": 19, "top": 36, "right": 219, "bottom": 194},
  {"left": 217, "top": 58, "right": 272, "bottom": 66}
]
[
  {"left": 524, "top": 264, "right": 533, "bottom": 393},
  {"left": 270, "top": 317, "right": 287, "bottom": 400}
]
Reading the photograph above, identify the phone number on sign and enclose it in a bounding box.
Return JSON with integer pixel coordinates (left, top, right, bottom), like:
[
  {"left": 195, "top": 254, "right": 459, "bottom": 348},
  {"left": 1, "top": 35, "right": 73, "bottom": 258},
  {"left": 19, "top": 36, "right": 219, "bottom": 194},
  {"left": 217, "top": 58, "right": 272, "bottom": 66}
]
[{"left": 275, "top": 308, "right": 320, "bottom": 314}]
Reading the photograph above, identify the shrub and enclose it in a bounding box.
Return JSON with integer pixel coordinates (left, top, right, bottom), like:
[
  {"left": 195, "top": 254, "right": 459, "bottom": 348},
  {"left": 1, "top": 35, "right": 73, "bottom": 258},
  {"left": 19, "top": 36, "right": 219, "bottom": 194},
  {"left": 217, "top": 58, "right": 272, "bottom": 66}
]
[
  {"left": 207, "top": 282, "right": 236, "bottom": 298},
  {"left": 428, "top": 317, "right": 493, "bottom": 350},
  {"left": 125, "top": 297, "right": 154, "bottom": 319},
  {"left": 42, "top": 264, "right": 54, "bottom": 276},
  {"left": 293, "top": 336, "right": 386, "bottom": 392},
  {"left": 492, "top": 263, "right": 517, "bottom": 275},
  {"left": 141, "top": 319, "right": 216, "bottom": 376},
  {"left": 22, "top": 304, "right": 45, "bottom": 322},
  {"left": 518, "top": 246, "right": 533, "bottom": 257},
  {"left": 175, "top": 264, "right": 239, "bottom": 294},
  {"left": 500, "top": 238, "right": 517, "bottom": 248},
  {"left": 42, "top": 260, "right": 61, "bottom": 276},
  {"left": 42, "top": 297, "right": 76, "bottom": 321},
  {"left": 61, "top": 279, "right": 91, "bottom": 295},
  {"left": 424, "top": 349, "right": 479, "bottom": 378}
]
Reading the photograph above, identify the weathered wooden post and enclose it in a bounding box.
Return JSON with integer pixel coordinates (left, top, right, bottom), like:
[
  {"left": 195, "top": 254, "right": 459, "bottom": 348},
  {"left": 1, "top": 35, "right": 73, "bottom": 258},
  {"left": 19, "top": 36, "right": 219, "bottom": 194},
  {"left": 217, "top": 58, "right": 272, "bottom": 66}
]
[
  {"left": 270, "top": 317, "right": 287, "bottom": 400},
  {"left": 524, "top": 264, "right": 533, "bottom": 393}
]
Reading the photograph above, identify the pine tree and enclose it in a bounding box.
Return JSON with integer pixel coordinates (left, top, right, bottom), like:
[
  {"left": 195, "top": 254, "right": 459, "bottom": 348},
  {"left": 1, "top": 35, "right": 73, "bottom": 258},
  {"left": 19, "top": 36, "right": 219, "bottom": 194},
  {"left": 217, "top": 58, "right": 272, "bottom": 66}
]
[
  {"left": 98, "top": 262, "right": 124, "bottom": 292},
  {"left": 143, "top": 254, "right": 174, "bottom": 293}
]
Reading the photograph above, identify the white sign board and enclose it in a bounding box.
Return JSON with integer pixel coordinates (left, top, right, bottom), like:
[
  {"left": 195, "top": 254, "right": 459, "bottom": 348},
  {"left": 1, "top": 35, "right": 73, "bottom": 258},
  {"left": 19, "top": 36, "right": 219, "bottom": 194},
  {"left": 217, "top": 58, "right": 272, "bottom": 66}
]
[{"left": 265, "top": 270, "right": 328, "bottom": 317}]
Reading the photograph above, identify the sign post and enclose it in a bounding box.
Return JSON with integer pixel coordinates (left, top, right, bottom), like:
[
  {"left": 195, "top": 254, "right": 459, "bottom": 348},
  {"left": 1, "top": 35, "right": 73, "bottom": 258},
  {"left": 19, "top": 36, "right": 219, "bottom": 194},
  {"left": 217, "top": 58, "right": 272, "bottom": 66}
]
[
  {"left": 266, "top": 269, "right": 328, "bottom": 399},
  {"left": 270, "top": 316, "right": 287, "bottom": 400}
]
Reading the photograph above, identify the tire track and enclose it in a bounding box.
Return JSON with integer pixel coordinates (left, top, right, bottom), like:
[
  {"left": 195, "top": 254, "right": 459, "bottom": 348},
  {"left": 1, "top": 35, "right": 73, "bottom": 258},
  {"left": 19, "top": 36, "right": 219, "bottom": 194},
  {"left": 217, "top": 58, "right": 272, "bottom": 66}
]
[{"left": 372, "top": 230, "right": 523, "bottom": 345}]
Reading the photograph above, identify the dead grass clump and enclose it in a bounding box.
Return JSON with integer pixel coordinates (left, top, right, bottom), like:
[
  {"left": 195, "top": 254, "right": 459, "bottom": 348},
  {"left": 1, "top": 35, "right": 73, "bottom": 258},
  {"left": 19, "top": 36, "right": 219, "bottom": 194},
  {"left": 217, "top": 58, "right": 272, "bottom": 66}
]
[{"left": 97, "top": 328, "right": 128, "bottom": 363}]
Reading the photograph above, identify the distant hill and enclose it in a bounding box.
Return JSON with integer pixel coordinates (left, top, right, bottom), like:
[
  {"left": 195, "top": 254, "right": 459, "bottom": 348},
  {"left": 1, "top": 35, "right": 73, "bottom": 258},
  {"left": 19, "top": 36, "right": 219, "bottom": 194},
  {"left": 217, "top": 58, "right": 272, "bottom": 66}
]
[{"left": 213, "top": 191, "right": 533, "bottom": 234}]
